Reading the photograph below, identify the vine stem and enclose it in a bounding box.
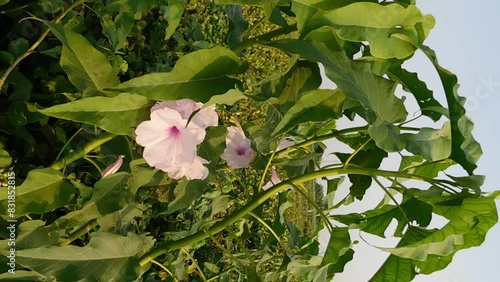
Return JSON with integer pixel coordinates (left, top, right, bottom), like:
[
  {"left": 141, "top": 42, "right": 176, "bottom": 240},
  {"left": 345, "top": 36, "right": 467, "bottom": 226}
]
[
  {"left": 231, "top": 23, "right": 297, "bottom": 54},
  {"left": 0, "top": 0, "right": 87, "bottom": 90},
  {"left": 137, "top": 167, "right": 457, "bottom": 266},
  {"left": 50, "top": 132, "right": 116, "bottom": 170},
  {"left": 275, "top": 126, "right": 420, "bottom": 157},
  {"left": 59, "top": 219, "right": 98, "bottom": 246}
]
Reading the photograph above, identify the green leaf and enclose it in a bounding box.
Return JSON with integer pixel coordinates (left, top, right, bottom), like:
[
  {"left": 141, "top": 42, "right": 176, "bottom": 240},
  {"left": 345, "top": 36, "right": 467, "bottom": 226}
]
[
  {"left": 101, "top": 12, "right": 135, "bottom": 51},
  {"left": 106, "top": 0, "right": 160, "bottom": 12},
  {"left": 11, "top": 232, "right": 154, "bottom": 281},
  {"left": 368, "top": 119, "right": 406, "bottom": 152},
  {"left": 267, "top": 39, "right": 407, "bottom": 151},
  {"left": 0, "top": 168, "right": 75, "bottom": 217},
  {"left": 421, "top": 45, "right": 482, "bottom": 174},
  {"left": 38, "top": 93, "right": 154, "bottom": 135},
  {"left": 164, "top": 0, "right": 185, "bottom": 40},
  {"left": 198, "top": 126, "right": 227, "bottom": 174},
  {"left": 258, "top": 58, "right": 321, "bottom": 106},
  {"left": 203, "top": 89, "right": 247, "bottom": 108},
  {"left": 0, "top": 144, "right": 11, "bottom": 168},
  {"left": 320, "top": 227, "right": 353, "bottom": 280},
  {"left": 0, "top": 220, "right": 58, "bottom": 251},
  {"left": 226, "top": 5, "right": 249, "bottom": 49},
  {"left": 380, "top": 195, "right": 497, "bottom": 274},
  {"left": 402, "top": 122, "right": 452, "bottom": 161},
  {"left": 0, "top": 270, "right": 44, "bottom": 281},
  {"left": 272, "top": 89, "right": 345, "bottom": 136},
  {"left": 302, "top": 2, "right": 435, "bottom": 59},
  {"left": 370, "top": 226, "right": 433, "bottom": 282},
  {"left": 336, "top": 147, "right": 387, "bottom": 200},
  {"left": 165, "top": 179, "right": 208, "bottom": 214},
  {"left": 50, "top": 172, "right": 133, "bottom": 230},
  {"left": 109, "top": 46, "right": 247, "bottom": 102},
  {"left": 215, "top": 0, "right": 285, "bottom": 6},
  {"left": 291, "top": 0, "right": 375, "bottom": 34},
  {"left": 0, "top": 0, "right": 10, "bottom": 6},
  {"left": 399, "top": 156, "right": 454, "bottom": 179},
  {"left": 8, "top": 38, "right": 29, "bottom": 58},
  {"left": 43, "top": 21, "right": 120, "bottom": 92},
  {"left": 387, "top": 65, "right": 445, "bottom": 121}
]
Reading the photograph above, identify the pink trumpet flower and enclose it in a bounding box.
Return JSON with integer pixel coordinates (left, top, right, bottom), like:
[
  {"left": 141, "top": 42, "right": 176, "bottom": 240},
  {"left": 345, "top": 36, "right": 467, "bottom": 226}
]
[
  {"left": 151, "top": 99, "right": 218, "bottom": 129},
  {"left": 262, "top": 168, "right": 281, "bottom": 191},
  {"left": 221, "top": 126, "right": 255, "bottom": 169}
]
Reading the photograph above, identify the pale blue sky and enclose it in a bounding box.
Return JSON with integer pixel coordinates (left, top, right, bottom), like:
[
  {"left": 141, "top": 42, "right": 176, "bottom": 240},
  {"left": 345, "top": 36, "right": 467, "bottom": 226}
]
[{"left": 320, "top": 1, "right": 500, "bottom": 281}]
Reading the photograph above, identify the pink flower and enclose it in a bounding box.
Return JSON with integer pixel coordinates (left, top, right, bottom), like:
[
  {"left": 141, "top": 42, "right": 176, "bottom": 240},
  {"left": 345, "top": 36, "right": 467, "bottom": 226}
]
[
  {"left": 102, "top": 155, "right": 124, "bottom": 178},
  {"left": 277, "top": 138, "right": 294, "bottom": 151},
  {"left": 151, "top": 99, "right": 218, "bottom": 129},
  {"left": 158, "top": 156, "right": 209, "bottom": 180},
  {"left": 221, "top": 126, "right": 255, "bottom": 169},
  {"left": 262, "top": 168, "right": 281, "bottom": 191},
  {"left": 135, "top": 107, "right": 205, "bottom": 169}
]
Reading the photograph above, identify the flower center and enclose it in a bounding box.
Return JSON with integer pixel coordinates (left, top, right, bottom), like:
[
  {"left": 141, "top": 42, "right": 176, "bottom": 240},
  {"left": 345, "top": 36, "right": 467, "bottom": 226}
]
[
  {"left": 168, "top": 126, "right": 181, "bottom": 138},
  {"left": 236, "top": 146, "right": 246, "bottom": 156}
]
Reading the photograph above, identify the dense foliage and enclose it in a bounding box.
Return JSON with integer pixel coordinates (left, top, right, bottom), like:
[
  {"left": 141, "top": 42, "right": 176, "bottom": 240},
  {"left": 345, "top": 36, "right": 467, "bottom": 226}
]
[{"left": 0, "top": 0, "right": 497, "bottom": 281}]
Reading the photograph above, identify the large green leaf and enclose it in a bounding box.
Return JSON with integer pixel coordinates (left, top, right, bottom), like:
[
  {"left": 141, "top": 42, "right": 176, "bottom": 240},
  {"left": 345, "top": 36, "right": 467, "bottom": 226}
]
[
  {"left": 108, "top": 46, "right": 247, "bottom": 102},
  {"left": 44, "top": 22, "right": 120, "bottom": 92},
  {"left": 202, "top": 89, "right": 247, "bottom": 108},
  {"left": 0, "top": 220, "right": 58, "bottom": 251},
  {"left": 0, "top": 271, "right": 45, "bottom": 281},
  {"left": 38, "top": 93, "right": 154, "bottom": 135},
  {"left": 370, "top": 226, "right": 433, "bottom": 282},
  {"left": 421, "top": 45, "right": 482, "bottom": 174},
  {"left": 399, "top": 155, "right": 454, "bottom": 179},
  {"left": 50, "top": 172, "right": 133, "bottom": 230},
  {"left": 380, "top": 195, "right": 497, "bottom": 274},
  {"left": 300, "top": 2, "right": 435, "bottom": 59},
  {"left": 291, "top": 0, "right": 377, "bottom": 34},
  {"left": 402, "top": 122, "right": 452, "bottom": 161},
  {"left": 10, "top": 232, "right": 154, "bottom": 281},
  {"left": 267, "top": 39, "right": 407, "bottom": 151},
  {"left": 387, "top": 65, "right": 445, "bottom": 121},
  {"left": 163, "top": 0, "right": 185, "bottom": 40},
  {"left": 272, "top": 89, "right": 345, "bottom": 136},
  {"left": 0, "top": 168, "right": 75, "bottom": 217}
]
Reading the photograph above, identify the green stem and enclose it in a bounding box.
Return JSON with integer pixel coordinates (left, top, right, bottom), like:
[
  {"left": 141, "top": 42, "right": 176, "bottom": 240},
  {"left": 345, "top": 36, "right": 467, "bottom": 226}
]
[
  {"left": 138, "top": 167, "right": 455, "bottom": 266},
  {"left": 0, "top": 0, "right": 87, "bottom": 90},
  {"left": 50, "top": 132, "right": 116, "bottom": 170},
  {"left": 276, "top": 126, "right": 420, "bottom": 157},
  {"left": 59, "top": 219, "right": 98, "bottom": 246},
  {"left": 231, "top": 23, "right": 297, "bottom": 54}
]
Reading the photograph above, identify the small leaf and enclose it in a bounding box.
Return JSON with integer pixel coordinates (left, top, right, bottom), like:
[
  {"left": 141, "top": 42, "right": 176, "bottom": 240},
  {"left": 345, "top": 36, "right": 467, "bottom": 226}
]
[
  {"left": 0, "top": 144, "right": 12, "bottom": 168},
  {"left": 202, "top": 89, "right": 246, "bottom": 108},
  {"left": 164, "top": 0, "right": 185, "bottom": 40},
  {"left": 7, "top": 38, "right": 29, "bottom": 58},
  {"left": 226, "top": 5, "right": 249, "bottom": 49},
  {"left": 165, "top": 179, "right": 208, "bottom": 214},
  {"left": 402, "top": 122, "right": 452, "bottom": 161},
  {"left": 272, "top": 89, "right": 345, "bottom": 136}
]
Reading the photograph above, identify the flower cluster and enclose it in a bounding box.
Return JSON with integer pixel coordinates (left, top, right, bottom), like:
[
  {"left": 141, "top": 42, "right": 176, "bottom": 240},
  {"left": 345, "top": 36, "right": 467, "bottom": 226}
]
[{"left": 135, "top": 99, "right": 256, "bottom": 180}]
